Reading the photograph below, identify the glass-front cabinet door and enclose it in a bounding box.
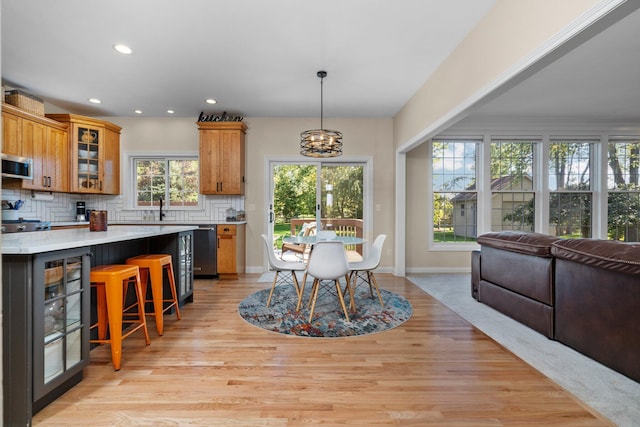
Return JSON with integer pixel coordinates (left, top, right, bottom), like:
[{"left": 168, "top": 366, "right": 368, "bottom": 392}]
[
  {"left": 74, "top": 124, "right": 103, "bottom": 193},
  {"left": 179, "top": 231, "right": 194, "bottom": 303},
  {"left": 33, "top": 248, "right": 90, "bottom": 402}
]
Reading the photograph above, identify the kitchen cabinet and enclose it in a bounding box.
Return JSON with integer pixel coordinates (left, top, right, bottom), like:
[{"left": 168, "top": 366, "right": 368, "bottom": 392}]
[
  {"left": 217, "top": 224, "right": 245, "bottom": 280},
  {"left": 46, "top": 113, "right": 121, "bottom": 195},
  {"left": 2, "top": 247, "right": 90, "bottom": 425},
  {"left": 2, "top": 103, "right": 69, "bottom": 192},
  {"left": 2, "top": 106, "right": 23, "bottom": 156},
  {"left": 198, "top": 121, "right": 246, "bottom": 195}
]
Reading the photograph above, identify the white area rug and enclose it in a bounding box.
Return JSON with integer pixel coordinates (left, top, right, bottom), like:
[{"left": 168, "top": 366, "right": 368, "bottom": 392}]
[{"left": 408, "top": 274, "right": 640, "bottom": 427}]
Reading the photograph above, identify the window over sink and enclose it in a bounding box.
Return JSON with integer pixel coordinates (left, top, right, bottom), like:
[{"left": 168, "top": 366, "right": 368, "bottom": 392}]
[{"left": 132, "top": 156, "right": 201, "bottom": 210}]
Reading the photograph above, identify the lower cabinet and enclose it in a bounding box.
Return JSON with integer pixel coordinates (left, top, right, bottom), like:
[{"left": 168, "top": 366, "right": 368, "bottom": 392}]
[
  {"left": 217, "top": 224, "right": 245, "bottom": 280},
  {"left": 3, "top": 247, "right": 91, "bottom": 426}
]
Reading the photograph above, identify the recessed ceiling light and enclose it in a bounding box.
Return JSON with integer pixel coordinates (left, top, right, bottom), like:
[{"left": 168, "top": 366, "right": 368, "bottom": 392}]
[
  {"left": 167, "top": 110, "right": 175, "bottom": 114},
  {"left": 205, "top": 98, "right": 217, "bottom": 104},
  {"left": 134, "top": 110, "right": 143, "bottom": 114},
  {"left": 113, "top": 44, "right": 133, "bottom": 55},
  {"left": 88, "top": 98, "right": 102, "bottom": 104}
]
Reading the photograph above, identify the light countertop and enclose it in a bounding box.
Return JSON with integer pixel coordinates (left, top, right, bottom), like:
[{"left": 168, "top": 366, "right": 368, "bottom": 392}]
[
  {"left": 2, "top": 225, "right": 198, "bottom": 255},
  {"left": 49, "top": 221, "right": 246, "bottom": 227},
  {"left": 108, "top": 221, "right": 247, "bottom": 225}
]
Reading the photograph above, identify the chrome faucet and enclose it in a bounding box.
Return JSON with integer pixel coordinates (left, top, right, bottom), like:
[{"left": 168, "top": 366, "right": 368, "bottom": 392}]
[{"left": 159, "top": 197, "right": 165, "bottom": 221}]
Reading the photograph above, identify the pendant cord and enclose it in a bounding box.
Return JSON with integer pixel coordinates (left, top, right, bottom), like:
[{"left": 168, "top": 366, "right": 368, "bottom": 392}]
[{"left": 320, "top": 75, "right": 324, "bottom": 130}]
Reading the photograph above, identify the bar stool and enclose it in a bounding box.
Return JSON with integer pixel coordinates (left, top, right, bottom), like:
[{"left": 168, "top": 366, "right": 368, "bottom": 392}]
[
  {"left": 90, "top": 264, "right": 151, "bottom": 371},
  {"left": 126, "top": 254, "right": 181, "bottom": 336}
]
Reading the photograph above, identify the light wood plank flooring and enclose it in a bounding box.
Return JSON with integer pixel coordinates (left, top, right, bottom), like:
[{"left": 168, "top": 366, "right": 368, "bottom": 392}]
[{"left": 33, "top": 274, "right": 612, "bottom": 426}]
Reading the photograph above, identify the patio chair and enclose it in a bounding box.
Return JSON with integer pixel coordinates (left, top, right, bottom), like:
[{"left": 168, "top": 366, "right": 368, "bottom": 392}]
[{"left": 281, "top": 222, "right": 316, "bottom": 260}]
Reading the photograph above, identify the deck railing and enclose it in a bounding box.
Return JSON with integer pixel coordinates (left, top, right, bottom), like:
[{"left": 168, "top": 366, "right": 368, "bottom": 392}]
[{"left": 289, "top": 218, "right": 364, "bottom": 255}]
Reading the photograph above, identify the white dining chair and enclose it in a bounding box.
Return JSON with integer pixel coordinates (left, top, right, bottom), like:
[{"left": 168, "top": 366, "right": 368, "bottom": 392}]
[
  {"left": 261, "top": 234, "right": 306, "bottom": 307},
  {"left": 348, "top": 234, "right": 386, "bottom": 307},
  {"left": 300, "top": 240, "right": 353, "bottom": 322}
]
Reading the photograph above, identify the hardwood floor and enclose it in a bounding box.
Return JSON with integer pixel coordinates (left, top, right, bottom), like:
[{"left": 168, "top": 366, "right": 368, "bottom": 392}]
[{"left": 33, "top": 274, "right": 612, "bottom": 426}]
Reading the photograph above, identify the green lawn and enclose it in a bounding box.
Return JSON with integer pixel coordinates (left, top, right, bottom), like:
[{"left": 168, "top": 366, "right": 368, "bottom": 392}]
[
  {"left": 272, "top": 223, "right": 291, "bottom": 247},
  {"left": 433, "top": 230, "right": 477, "bottom": 243}
]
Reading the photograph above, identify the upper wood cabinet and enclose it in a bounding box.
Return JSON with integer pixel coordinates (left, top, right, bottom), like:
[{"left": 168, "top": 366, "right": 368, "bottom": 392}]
[
  {"left": 197, "top": 122, "right": 246, "bottom": 195},
  {"left": 46, "top": 114, "right": 121, "bottom": 195},
  {"left": 2, "top": 104, "right": 69, "bottom": 192},
  {"left": 2, "top": 107, "right": 23, "bottom": 156}
]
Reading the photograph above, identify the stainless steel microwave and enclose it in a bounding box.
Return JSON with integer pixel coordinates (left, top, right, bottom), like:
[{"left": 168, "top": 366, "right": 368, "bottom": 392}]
[{"left": 1, "top": 153, "right": 33, "bottom": 179}]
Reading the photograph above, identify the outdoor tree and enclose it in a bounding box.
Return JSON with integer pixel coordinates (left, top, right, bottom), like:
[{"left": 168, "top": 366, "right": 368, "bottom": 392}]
[
  {"left": 273, "top": 165, "right": 316, "bottom": 221},
  {"left": 273, "top": 164, "right": 363, "bottom": 223},
  {"left": 607, "top": 142, "right": 640, "bottom": 241},
  {"left": 321, "top": 166, "right": 363, "bottom": 219}
]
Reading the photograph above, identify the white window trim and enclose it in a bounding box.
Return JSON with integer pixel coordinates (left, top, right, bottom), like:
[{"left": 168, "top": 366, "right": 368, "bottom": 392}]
[
  {"left": 429, "top": 126, "right": 640, "bottom": 247},
  {"left": 427, "top": 137, "right": 482, "bottom": 252},
  {"left": 125, "top": 151, "right": 203, "bottom": 211}
]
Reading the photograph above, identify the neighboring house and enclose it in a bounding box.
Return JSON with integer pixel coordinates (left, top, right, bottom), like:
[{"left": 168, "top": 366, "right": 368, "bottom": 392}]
[{"left": 451, "top": 176, "right": 534, "bottom": 238}]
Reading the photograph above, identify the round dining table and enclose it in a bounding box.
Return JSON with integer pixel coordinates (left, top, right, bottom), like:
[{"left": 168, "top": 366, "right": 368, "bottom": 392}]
[{"left": 282, "top": 235, "right": 366, "bottom": 245}]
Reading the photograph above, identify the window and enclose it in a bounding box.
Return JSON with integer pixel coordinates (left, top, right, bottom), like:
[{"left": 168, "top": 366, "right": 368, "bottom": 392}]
[
  {"left": 548, "top": 140, "right": 592, "bottom": 238},
  {"left": 607, "top": 139, "right": 640, "bottom": 241},
  {"left": 431, "top": 140, "right": 478, "bottom": 242},
  {"left": 490, "top": 140, "right": 535, "bottom": 232},
  {"left": 133, "top": 157, "right": 200, "bottom": 209}
]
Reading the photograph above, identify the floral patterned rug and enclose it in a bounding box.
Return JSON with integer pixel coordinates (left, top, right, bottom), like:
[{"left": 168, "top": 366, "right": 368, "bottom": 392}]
[{"left": 238, "top": 282, "right": 413, "bottom": 338}]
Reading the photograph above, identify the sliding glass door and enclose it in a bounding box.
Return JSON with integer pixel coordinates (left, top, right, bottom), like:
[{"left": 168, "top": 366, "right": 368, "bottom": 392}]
[{"left": 268, "top": 160, "right": 366, "bottom": 260}]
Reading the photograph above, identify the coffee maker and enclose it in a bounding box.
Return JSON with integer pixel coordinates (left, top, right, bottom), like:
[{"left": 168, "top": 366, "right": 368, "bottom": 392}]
[{"left": 76, "top": 201, "right": 86, "bottom": 222}]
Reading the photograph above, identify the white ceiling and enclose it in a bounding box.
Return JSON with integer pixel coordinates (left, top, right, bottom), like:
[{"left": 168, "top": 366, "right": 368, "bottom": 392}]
[
  {"left": 1, "top": 0, "right": 496, "bottom": 118},
  {"left": 462, "top": 3, "right": 640, "bottom": 124},
  {"left": 2, "top": 1, "right": 639, "bottom": 126}
]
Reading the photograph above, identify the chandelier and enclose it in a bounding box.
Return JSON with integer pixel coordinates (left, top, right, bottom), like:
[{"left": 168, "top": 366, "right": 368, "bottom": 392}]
[{"left": 300, "top": 70, "right": 343, "bottom": 157}]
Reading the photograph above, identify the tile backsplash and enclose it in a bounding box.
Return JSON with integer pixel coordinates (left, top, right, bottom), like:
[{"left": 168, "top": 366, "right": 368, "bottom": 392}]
[{"left": 1, "top": 189, "right": 244, "bottom": 223}]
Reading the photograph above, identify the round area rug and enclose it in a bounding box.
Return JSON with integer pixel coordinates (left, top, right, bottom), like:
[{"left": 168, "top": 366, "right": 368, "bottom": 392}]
[{"left": 238, "top": 284, "right": 412, "bottom": 338}]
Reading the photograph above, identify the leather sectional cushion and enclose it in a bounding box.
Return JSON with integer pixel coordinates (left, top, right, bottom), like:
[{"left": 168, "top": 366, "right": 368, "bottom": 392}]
[
  {"left": 478, "top": 279, "right": 554, "bottom": 339},
  {"left": 477, "top": 231, "right": 560, "bottom": 257},
  {"left": 551, "top": 238, "right": 640, "bottom": 275},
  {"left": 555, "top": 258, "right": 640, "bottom": 382},
  {"left": 480, "top": 246, "right": 555, "bottom": 305}
]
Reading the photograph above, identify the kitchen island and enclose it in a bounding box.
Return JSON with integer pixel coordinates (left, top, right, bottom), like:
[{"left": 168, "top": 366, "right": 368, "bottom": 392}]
[
  {"left": 2, "top": 225, "right": 197, "bottom": 427},
  {"left": 2, "top": 224, "right": 198, "bottom": 254}
]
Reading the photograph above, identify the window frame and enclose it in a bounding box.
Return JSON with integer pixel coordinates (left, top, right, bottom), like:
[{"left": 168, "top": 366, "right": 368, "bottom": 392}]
[
  {"left": 547, "top": 138, "right": 594, "bottom": 238},
  {"left": 129, "top": 154, "right": 202, "bottom": 211},
  {"left": 606, "top": 138, "right": 640, "bottom": 241},
  {"left": 429, "top": 137, "right": 481, "bottom": 250},
  {"left": 489, "top": 138, "right": 537, "bottom": 233}
]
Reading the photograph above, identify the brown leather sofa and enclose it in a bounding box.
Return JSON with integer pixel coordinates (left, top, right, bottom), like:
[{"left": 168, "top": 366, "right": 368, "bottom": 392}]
[
  {"left": 472, "top": 232, "right": 640, "bottom": 383},
  {"left": 552, "top": 238, "right": 640, "bottom": 383},
  {"left": 471, "top": 231, "right": 560, "bottom": 338}
]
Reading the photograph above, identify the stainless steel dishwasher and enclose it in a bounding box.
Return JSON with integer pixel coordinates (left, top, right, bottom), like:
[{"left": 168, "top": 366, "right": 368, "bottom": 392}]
[{"left": 193, "top": 225, "right": 217, "bottom": 276}]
